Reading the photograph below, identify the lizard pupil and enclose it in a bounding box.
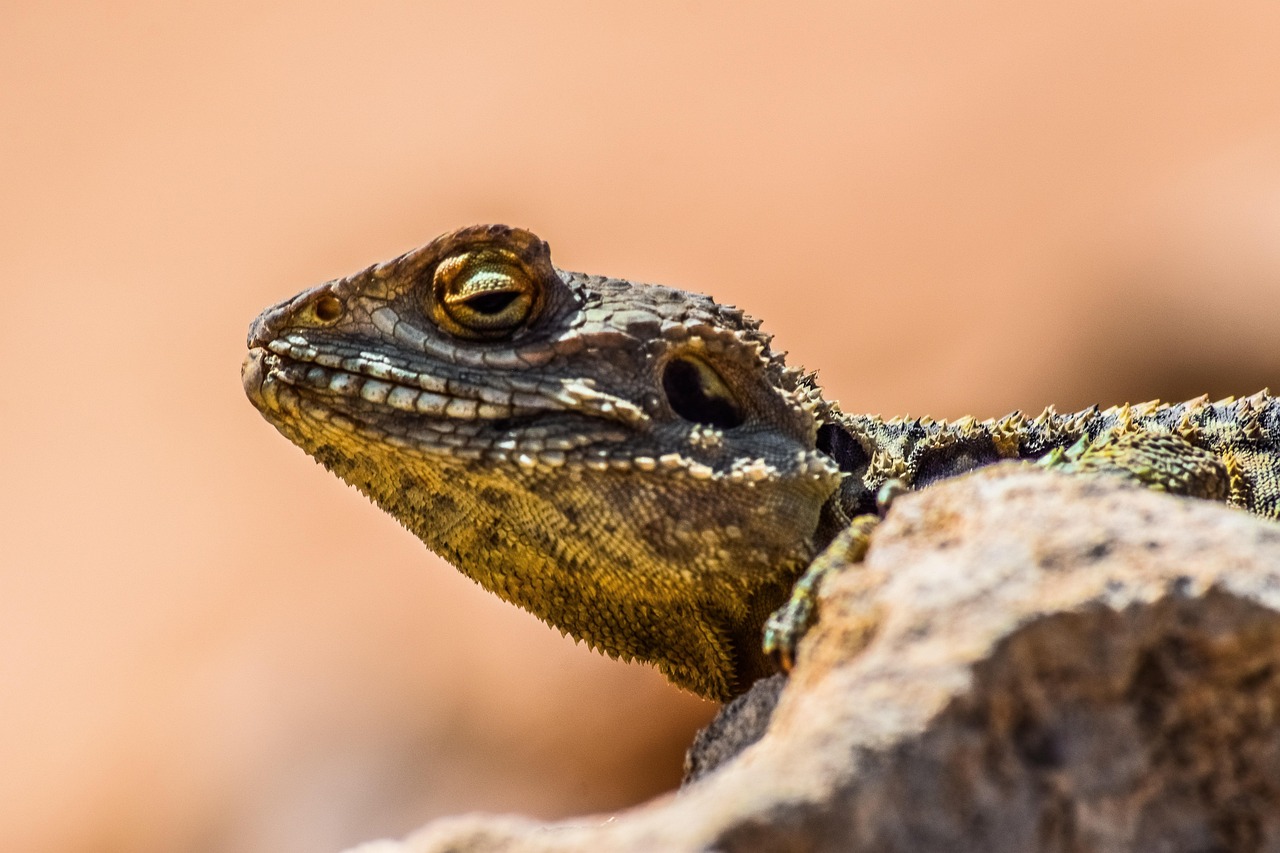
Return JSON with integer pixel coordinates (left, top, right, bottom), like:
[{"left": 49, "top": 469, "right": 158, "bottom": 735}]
[
  {"left": 464, "top": 291, "right": 519, "bottom": 315},
  {"left": 662, "top": 357, "right": 743, "bottom": 429}
]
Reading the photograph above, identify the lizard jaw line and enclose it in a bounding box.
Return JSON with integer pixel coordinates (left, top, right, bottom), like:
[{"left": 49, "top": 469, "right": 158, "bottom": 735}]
[
  {"left": 245, "top": 346, "right": 639, "bottom": 465},
  {"left": 244, "top": 347, "right": 834, "bottom": 481},
  {"left": 251, "top": 336, "right": 649, "bottom": 428}
]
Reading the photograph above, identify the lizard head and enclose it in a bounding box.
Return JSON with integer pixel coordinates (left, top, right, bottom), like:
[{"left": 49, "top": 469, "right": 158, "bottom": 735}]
[{"left": 242, "top": 225, "right": 841, "bottom": 700}]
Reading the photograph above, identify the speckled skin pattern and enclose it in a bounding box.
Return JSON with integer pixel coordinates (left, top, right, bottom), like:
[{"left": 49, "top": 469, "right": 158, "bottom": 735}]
[{"left": 243, "top": 225, "right": 1280, "bottom": 701}]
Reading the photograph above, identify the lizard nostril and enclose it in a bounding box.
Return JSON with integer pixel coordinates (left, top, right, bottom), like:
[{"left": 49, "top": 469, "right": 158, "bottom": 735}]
[{"left": 314, "top": 295, "right": 344, "bottom": 322}]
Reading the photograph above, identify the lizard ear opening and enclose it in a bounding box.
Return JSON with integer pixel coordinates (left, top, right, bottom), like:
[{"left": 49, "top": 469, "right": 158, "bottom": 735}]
[{"left": 662, "top": 356, "right": 744, "bottom": 429}]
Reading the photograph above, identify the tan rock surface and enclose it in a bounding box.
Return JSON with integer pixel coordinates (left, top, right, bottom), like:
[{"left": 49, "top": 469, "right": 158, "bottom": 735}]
[{"left": 360, "top": 467, "right": 1280, "bottom": 852}]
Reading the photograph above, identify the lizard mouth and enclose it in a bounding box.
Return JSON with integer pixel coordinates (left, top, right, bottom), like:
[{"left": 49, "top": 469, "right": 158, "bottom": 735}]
[
  {"left": 242, "top": 336, "right": 649, "bottom": 463},
  {"left": 246, "top": 335, "right": 646, "bottom": 422}
]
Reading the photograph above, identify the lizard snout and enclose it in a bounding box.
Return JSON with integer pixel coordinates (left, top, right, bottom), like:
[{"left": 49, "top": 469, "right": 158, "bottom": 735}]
[{"left": 245, "top": 283, "right": 344, "bottom": 349}]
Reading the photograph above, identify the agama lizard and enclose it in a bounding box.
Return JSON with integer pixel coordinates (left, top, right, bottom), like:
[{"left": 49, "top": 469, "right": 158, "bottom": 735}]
[{"left": 243, "top": 225, "right": 1280, "bottom": 701}]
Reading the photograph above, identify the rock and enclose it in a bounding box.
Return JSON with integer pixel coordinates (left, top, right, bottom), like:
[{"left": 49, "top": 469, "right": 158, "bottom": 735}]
[
  {"left": 348, "top": 466, "right": 1280, "bottom": 853},
  {"left": 682, "top": 673, "right": 786, "bottom": 785}
]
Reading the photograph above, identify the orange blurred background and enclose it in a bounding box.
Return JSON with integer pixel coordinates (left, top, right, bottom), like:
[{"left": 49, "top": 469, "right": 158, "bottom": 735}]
[{"left": 4, "top": 4, "right": 1280, "bottom": 851}]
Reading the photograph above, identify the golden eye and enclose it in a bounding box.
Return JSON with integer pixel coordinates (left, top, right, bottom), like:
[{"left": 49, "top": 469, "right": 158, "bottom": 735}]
[{"left": 430, "top": 249, "right": 541, "bottom": 339}]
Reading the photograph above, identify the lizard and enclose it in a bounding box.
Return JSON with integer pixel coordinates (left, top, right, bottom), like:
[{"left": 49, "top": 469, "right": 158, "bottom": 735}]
[{"left": 242, "top": 224, "right": 1280, "bottom": 702}]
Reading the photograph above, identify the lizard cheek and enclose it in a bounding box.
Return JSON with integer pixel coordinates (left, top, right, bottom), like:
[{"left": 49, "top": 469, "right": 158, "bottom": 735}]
[{"left": 662, "top": 356, "right": 744, "bottom": 429}]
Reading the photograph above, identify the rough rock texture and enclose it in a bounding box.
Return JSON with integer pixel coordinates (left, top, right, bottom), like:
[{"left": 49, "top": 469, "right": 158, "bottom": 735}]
[
  {"left": 683, "top": 673, "right": 787, "bottom": 785},
  {"left": 348, "top": 466, "right": 1280, "bottom": 853}
]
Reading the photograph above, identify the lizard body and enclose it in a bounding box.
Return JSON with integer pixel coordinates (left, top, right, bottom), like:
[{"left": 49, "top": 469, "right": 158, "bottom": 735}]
[{"left": 243, "top": 225, "right": 1280, "bottom": 700}]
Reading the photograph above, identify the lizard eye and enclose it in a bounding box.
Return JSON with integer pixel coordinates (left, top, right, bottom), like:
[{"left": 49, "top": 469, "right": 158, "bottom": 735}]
[
  {"left": 662, "top": 356, "right": 743, "bottom": 429},
  {"left": 430, "top": 249, "right": 542, "bottom": 339}
]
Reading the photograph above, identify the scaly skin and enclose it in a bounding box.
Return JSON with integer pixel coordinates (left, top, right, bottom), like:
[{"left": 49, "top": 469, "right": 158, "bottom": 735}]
[{"left": 242, "top": 225, "right": 1280, "bottom": 701}]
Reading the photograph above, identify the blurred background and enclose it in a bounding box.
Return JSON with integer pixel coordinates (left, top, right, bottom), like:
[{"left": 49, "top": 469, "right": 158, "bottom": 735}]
[{"left": 3, "top": 3, "right": 1280, "bottom": 851}]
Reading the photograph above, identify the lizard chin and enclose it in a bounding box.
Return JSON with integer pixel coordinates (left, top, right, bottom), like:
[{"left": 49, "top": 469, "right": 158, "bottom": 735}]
[{"left": 241, "top": 348, "right": 276, "bottom": 413}]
